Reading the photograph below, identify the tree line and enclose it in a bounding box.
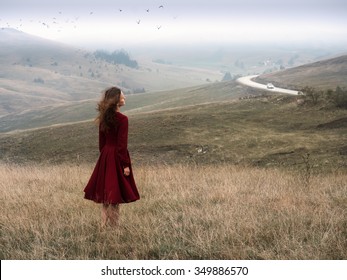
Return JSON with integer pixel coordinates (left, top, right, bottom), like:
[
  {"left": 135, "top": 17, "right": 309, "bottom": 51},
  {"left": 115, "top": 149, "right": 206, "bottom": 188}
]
[{"left": 94, "top": 49, "right": 138, "bottom": 69}]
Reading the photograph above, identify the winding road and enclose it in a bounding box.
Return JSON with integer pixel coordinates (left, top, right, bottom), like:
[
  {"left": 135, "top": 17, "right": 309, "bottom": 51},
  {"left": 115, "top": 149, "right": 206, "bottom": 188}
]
[{"left": 237, "top": 75, "right": 299, "bottom": 95}]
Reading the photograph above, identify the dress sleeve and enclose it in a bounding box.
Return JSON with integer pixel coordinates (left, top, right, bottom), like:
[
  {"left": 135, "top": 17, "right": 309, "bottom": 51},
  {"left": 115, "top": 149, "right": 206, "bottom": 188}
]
[
  {"left": 118, "top": 116, "right": 130, "bottom": 168},
  {"left": 99, "top": 125, "right": 106, "bottom": 152}
]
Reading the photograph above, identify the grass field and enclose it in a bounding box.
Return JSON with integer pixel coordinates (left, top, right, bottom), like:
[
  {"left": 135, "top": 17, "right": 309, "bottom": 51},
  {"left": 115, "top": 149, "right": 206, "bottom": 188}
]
[
  {"left": 1, "top": 94, "right": 346, "bottom": 173},
  {"left": 1, "top": 52, "right": 346, "bottom": 260},
  {"left": 1, "top": 29, "right": 347, "bottom": 261},
  {"left": 1, "top": 163, "right": 346, "bottom": 260}
]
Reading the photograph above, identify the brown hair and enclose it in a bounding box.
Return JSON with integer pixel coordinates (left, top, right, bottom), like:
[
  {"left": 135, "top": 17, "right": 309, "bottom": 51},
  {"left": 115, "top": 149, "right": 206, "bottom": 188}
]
[{"left": 95, "top": 87, "right": 122, "bottom": 132}]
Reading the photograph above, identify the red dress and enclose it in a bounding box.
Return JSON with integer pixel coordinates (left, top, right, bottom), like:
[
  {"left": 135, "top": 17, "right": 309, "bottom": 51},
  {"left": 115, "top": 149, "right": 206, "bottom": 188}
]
[{"left": 84, "top": 112, "right": 140, "bottom": 204}]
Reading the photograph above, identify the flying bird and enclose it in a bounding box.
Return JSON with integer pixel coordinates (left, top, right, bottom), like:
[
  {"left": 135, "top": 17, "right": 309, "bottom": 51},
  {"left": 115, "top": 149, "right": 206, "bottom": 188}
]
[
  {"left": 137, "top": 20, "right": 141, "bottom": 24},
  {"left": 119, "top": 9, "right": 122, "bottom": 12},
  {"left": 146, "top": 9, "right": 150, "bottom": 12},
  {"left": 159, "top": 5, "right": 164, "bottom": 8},
  {"left": 157, "top": 25, "right": 162, "bottom": 30}
]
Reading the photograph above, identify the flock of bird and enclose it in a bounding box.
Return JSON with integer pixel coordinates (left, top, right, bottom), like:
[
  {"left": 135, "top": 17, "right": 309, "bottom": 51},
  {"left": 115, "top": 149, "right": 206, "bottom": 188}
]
[{"left": 1, "top": 4, "right": 170, "bottom": 33}]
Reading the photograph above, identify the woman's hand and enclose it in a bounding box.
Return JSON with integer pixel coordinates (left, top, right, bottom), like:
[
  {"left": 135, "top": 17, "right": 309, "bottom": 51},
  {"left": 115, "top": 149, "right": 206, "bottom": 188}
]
[{"left": 124, "top": 167, "right": 130, "bottom": 176}]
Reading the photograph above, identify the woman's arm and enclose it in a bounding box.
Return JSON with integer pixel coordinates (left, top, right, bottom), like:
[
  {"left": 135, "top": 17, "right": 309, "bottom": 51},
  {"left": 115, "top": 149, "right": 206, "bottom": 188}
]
[{"left": 117, "top": 116, "right": 131, "bottom": 168}]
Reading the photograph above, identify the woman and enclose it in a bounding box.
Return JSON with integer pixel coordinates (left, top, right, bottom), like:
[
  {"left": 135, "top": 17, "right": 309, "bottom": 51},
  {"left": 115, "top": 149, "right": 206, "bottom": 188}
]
[{"left": 84, "top": 86, "right": 140, "bottom": 227}]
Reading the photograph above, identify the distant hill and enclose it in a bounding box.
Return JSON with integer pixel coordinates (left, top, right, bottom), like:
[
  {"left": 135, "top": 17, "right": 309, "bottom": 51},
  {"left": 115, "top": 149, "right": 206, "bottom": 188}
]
[
  {"left": 3, "top": 51, "right": 347, "bottom": 133},
  {"left": 256, "top": 55, "right": 347, "bottom": 90},
  {"left": 0, "top": 81, "right": 251, "bottom": 133},
  {"left": 0, "top": 28, "right": 222, "bottom": 116}
]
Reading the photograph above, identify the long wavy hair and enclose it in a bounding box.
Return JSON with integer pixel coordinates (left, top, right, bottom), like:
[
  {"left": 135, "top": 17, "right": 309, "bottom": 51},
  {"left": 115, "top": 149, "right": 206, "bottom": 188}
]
[{"left": 96, "top": 86, "right": 122, "bottom": 132}]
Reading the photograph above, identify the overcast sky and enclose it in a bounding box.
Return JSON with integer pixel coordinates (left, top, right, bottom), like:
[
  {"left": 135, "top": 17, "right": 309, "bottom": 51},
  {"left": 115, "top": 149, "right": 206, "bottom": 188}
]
[{"left": 1, "top": 0, "right": 347, "bottom": 48}]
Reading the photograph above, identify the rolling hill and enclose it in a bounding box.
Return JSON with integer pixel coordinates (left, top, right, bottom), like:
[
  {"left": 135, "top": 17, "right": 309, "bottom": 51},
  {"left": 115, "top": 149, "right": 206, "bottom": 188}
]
[
  {"left": 1, "top": 92, "right": 346, "bottom": 173},
  {"left": 0, "top": 81, "right": 251, "bottom": 132},
  {"left": 255, "top": 54, "right": 347, "bottom": 90},
  {"left": 2, "top": 54, "right": 347, "bottom": 133},
  {"left": 0, "top": 28, "right": 223, "bottom": 116},
  {"left": 1, "top": 33, "right": 346, "bottom": 172}
]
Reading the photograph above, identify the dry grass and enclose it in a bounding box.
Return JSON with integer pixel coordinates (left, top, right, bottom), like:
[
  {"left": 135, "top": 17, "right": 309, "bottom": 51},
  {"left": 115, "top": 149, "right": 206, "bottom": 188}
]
[{"left": 0, "top": 163, "right": 346, "bottom": 260}]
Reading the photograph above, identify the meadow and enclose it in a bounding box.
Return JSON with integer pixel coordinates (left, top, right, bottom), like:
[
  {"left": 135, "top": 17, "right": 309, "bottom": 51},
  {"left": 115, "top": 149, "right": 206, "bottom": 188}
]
[
  {"left": 1, "top": 28, "right": 347, "bottom": 261},
  {"left": 1, "top": 58, "right": 346, "bottom": 260},
  {"left": 1, "top": 163, "right": 346, "bottom": 260}
]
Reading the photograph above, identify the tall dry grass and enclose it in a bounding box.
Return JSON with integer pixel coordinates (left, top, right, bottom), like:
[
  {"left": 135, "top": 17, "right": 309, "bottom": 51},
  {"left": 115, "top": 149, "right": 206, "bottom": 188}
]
[{"left": 0, "top": 163, "right": 346, "bottom": 260}]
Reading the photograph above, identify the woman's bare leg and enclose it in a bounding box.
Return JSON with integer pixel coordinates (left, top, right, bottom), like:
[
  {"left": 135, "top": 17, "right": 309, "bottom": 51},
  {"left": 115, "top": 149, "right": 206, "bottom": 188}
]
[
  {"left": 102, "top": 203, "right": 119, "bottom": 227},
  {"left": 108, "top": 204, "right": 120, "bottom": 227},
  {"left": 102, "top": 204, "right": 109, "bottom": 227}
]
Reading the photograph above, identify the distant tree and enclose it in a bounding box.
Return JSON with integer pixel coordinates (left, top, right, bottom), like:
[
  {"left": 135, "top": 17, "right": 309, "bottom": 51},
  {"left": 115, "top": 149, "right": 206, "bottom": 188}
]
[
  {"left": 302, "top": 86, "right": 321, "bottom": 104},
  {"left": 121, "top": 81, "right": 130, "bottom": 88},
  {"left": 133, "top": 88, "right": 146, "bottom": 94},
  {"left": 233, "top": 74, "right": 242, "bottom": 80},
  {"left": 234, "top": 60, "right": 244, "bottom": 69},
  {"left": 222, "top": 72, "right": 232, "bottom": 81},
  {"left": 94, "top": 49, "right": 138, "bottom": 68},
  {"left": 153, "top": 59, "right": 172, "bottom": 65},
  {"left": 276, "top": 59, "right": 283, "bottom": 65},
  {"left": 33, "top": 77, "right": 44, "bottom": 84}
]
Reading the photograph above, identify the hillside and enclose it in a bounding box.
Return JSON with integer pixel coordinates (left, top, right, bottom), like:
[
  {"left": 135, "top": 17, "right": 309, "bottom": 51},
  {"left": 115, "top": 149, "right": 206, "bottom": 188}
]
[
  {"left": 0, "top": 81, "right": 251, "bottom": 132},
  {"left": 256, "top": 55, "right": 347, "bottom": 90},
  {"left": 2, "top": 49, "right": 347, "bottom": 133},
  {"left": 1, "top": 33, "right": 346, "bottom": 171},
  {"left": 0, "top": 28, "right": 222, "bottom": 116},
  {"left": 1, "top": 95, "right": 346, "bottom": 173}
]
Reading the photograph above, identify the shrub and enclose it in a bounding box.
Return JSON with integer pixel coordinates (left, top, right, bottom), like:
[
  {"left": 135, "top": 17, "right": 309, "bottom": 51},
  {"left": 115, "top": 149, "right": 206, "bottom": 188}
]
[
  {"left": 33, "top": 77, "right": 44, "bottom": 84},
  {"left": 334, "top": 86, "right": 347, "bottom": 109}
]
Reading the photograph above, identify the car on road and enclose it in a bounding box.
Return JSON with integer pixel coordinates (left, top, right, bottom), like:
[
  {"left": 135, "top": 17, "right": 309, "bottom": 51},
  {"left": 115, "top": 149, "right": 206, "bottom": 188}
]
[{"left": 267, "top": 83, "right": 275, "bottom": 89}]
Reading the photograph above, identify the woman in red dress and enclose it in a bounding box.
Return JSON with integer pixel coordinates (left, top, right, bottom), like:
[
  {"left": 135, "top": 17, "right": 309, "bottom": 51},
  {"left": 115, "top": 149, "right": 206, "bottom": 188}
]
[{"left": 84, "top": 87, "right": 140, "bottom": 227}]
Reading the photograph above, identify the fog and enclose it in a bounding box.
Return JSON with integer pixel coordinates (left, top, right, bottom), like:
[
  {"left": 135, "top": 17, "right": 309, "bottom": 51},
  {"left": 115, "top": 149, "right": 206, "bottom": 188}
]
[{"left": 2, "top": 0, "right": 347, "bottom": 52}]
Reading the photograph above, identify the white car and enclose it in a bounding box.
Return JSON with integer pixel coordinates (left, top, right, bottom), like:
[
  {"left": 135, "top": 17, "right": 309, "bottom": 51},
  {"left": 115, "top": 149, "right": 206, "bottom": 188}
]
[{"left": 267, "top": 83, "right": 275, "bottom": 89}]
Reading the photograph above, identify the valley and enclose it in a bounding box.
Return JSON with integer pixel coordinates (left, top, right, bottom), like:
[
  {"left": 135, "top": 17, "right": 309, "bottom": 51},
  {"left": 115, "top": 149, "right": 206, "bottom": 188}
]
[{"left": 1, "top": 26, "right": 347, "bottom": 261}]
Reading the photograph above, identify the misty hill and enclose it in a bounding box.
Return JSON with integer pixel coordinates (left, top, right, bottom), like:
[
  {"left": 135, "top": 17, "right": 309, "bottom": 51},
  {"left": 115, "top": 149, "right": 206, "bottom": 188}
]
[
  {"left": 2, "top": 52, "right": 347, "bottom": 133},
  {"left": 256, "top": 55, "right": 347, "bottom": 90},
  {"left": 0, "top": 81, "right": 252, "bottom": 133},
  {"left": 0, "top": 28, "right": 222, "bottom": 116}
]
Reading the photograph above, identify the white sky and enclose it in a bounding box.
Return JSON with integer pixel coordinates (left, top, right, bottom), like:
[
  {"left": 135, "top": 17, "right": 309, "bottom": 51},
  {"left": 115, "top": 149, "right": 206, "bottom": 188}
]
[{"left": 1, "top": 0, "right": 347, "bottom": 48}]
